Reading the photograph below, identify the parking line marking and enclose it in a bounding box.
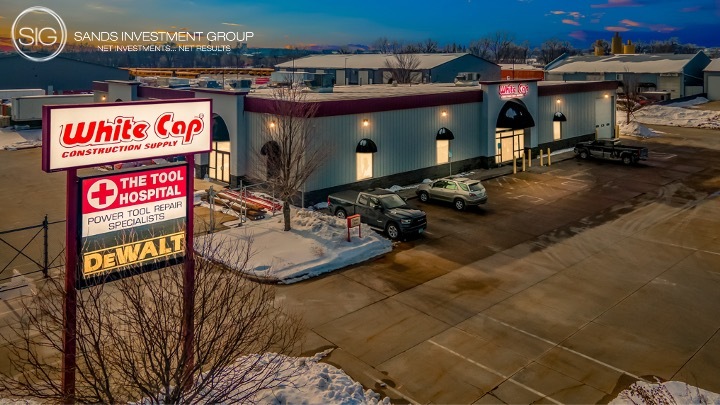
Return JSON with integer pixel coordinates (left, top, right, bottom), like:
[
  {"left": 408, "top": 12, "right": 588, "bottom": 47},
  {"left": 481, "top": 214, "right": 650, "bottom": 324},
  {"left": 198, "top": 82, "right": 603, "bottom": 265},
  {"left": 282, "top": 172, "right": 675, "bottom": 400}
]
[
  {"left": 429, "top": 340, "right": 563, "bottom": 404},
  {"left": 483, "top": 316, "right": 647, "bottom": 382}
]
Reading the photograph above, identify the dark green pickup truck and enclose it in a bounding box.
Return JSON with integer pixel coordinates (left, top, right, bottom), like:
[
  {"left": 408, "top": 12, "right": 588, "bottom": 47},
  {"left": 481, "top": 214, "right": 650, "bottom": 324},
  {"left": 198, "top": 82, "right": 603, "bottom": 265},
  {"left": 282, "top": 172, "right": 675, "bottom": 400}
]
[
  {"left": 574, "top": 139, "right": 649, "bottom": 165},
  {"left": 327, "top": 189, "right": 427, "bottom": 240}
]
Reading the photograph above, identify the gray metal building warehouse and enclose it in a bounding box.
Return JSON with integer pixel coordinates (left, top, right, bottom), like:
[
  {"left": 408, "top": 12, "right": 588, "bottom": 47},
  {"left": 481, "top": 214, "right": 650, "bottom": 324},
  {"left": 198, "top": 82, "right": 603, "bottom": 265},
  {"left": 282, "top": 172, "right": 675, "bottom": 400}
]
[
  {"left": 94, "top": 78, "right": 617, "bottom": 203},
  {"left": 0, "top": 54, "right": 128, "bottom": 93},
  {"left": 704, "top": 59, "right": 720, "bottom": 101},
  {"left": 545, "top": 52, "right": 710, "bottom": 99},
  {"left": 274, "top": 53, "right": 501, "bottom": 85}
]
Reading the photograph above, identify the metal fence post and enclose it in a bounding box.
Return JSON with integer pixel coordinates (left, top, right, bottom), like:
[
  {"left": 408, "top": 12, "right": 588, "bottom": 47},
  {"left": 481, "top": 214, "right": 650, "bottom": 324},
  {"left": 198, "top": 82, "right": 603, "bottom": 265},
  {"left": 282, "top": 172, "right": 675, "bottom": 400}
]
[{"left": 43, "top": 214, "right": 49, "bottom": 278}]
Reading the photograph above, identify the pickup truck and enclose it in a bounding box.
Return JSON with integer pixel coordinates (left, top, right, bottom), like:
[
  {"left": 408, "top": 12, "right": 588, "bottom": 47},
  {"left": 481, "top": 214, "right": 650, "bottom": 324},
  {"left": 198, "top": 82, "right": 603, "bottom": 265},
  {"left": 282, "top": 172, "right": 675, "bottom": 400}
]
[
  {"left": 574, "top": 139, "right": 648, "bottom": 165},
  {"left": 327, "top": 189, "right": 427, "bottom": 240}
]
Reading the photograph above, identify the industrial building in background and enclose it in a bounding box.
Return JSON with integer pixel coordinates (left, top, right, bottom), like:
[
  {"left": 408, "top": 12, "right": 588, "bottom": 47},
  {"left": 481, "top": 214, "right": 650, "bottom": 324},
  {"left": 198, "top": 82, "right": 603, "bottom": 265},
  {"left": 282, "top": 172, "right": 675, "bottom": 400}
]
[
  {"left": 704, "top": 59, "right": 720, "bottom": 101},
  {"left": 545, "top": 51, "right": 710, "bottom": 99},
  {"left": 274, "top": 53, "right": 501, "bottom": 85}
]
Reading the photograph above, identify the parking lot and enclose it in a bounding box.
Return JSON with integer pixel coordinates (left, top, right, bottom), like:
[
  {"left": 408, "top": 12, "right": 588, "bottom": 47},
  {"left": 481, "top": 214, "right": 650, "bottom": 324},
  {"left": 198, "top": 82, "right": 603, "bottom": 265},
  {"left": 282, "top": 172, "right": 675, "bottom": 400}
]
[
  {"left": 277, "top": 127, "right": 720, "bottom": 403},
  {"left": 1, "top": 125, "right": 719, "bottom": 403}
]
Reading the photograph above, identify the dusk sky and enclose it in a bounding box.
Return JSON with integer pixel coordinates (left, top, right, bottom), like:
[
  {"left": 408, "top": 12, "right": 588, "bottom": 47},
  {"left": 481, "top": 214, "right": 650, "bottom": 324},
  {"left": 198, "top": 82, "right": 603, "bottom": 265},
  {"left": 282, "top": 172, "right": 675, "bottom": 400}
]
[{"left": 1, "top": 0, "right": 719, "bottom": 48}]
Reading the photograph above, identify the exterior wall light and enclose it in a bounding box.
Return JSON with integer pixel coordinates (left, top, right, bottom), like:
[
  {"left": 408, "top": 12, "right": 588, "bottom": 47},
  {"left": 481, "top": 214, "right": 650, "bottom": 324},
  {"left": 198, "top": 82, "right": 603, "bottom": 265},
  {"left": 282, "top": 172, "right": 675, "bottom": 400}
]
[
  {"left": 269, "top": 121, "right": 276, "bottom": 128},
  {"left": 441, "top": 110, "right": 447, "bottom": 117},
  {"left": 101, "top": 95, "right": 107, "bottom": 101},
  {"left": 556, "top": 98, "right": 561, "bottom": 104},
  {"left": 604, "top": 94, "right": 609, "bottom": 98},
  {"left": 362, "top": 119, "right": 369, "bottom": 127}
]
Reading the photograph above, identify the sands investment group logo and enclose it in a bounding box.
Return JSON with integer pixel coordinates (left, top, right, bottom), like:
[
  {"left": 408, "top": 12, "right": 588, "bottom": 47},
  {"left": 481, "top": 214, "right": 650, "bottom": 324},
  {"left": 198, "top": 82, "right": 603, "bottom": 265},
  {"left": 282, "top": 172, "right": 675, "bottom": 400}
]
[{"left": 11, "top": 6, "right": 67, "bottom": 62}]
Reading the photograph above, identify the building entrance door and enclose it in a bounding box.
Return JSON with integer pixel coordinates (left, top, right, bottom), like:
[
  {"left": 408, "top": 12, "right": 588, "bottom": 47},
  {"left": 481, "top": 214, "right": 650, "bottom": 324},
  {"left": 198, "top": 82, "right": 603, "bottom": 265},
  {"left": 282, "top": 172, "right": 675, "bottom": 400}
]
[
  {"left": 495, "top": 129, "right": 525, "bottom": 163},
  {"left": 209, "top": 142, "right": 230, "bottom": 183}
]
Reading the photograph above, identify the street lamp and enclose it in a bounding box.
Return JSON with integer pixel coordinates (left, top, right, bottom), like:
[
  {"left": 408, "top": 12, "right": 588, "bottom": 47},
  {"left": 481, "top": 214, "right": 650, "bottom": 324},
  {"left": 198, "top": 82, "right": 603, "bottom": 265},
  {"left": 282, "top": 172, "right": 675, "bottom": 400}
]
[{"left": 344, "top": 57, "right": 349, "bottom": 85}]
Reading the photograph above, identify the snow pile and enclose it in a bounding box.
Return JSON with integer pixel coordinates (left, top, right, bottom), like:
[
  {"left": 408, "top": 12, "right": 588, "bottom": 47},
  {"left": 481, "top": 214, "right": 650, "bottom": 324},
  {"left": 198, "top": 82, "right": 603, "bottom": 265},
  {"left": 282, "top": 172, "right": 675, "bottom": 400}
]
[
  {"left": 619, "top": 121, "right": 661, "bottom": 138},
  {"left": 248, "top": 350, "right": 390, "bottom": 405},
  {"left": 667, "top": 97, "right": 710, "bottom": 108},
  {"left": 200, "top": 208, "right": 392, "bottom": 284},
  {"left": 632, "top": 103, "right": 720, "bottom": 130},
  {"left": 1, "top": 140, "right": 42, "bottom": 150},
  {"left": 611, "top": 380, "right": 720, "bottom": 405}
]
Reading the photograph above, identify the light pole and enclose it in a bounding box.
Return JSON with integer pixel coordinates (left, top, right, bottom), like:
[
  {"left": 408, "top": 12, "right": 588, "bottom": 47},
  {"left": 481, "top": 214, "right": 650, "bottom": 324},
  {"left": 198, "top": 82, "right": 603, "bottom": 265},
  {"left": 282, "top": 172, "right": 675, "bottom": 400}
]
[{"left": 344, "top": 57, "right": 349, "bottom": 85}]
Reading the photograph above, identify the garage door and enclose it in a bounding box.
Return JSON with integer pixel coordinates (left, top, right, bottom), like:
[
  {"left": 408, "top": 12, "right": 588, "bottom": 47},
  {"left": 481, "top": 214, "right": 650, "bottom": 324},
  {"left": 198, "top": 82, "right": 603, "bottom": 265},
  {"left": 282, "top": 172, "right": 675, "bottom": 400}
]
[
  {"left": 658, "top": 75, "right": 682, "bottom": 98},
  {"left": 595, "top": 97, "right": 613, "bottom": 139},
  {"left": 708, "top": 76, "right": 720, "bottom": 101}
]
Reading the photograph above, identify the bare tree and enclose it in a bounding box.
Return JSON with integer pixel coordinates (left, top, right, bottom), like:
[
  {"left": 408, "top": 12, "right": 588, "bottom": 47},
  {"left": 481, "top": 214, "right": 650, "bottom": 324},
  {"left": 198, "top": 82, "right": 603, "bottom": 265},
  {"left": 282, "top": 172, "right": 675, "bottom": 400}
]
[
  {"left": 619, "top": 70, "right": 644, "bottom": 125},
  {"left": 540, "top": 38, "right": 572, "bottom": 64},
  {"left": 0, "top": 235, "right": 303, "bottom": 403},
  {"left": 469, "top": 38, "right": 493, "bottom": 60},
  {"left": 419, "top": 38, "right": 438, "bottom": 53},
  {"left": 255, "top": 86, "right": 328, "bottom": 231},
  {"left": 372, "top": 37, "right": 391, "bottom": 53},
  {"left": 384, "top": 53, "right": 421, "bottom": 84}
]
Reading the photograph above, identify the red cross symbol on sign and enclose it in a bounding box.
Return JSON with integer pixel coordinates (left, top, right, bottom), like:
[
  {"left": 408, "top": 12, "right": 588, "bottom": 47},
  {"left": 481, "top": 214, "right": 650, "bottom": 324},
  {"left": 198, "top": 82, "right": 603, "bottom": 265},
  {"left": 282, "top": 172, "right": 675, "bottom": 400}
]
[{"left": 87, "top": 179, "right": 118, "bottom": 210}]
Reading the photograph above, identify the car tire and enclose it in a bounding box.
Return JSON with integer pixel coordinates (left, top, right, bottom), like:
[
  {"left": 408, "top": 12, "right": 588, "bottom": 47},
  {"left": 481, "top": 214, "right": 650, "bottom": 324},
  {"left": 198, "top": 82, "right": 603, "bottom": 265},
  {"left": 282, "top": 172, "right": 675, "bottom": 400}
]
[
  {"left": 579, "top": 150, "right": 589, "bottom": 159},
  {"left": 454, "top": 198, "right": 466, "bottom": 211},
  {"left": 335, "top": 208, "right": 347, "bottom": 219},
  {"left": 386, "top": 222, "right": 401, "bottom": 240},
  {"left": 622, "top": 154, "right": 632, "bottom": 165},
  {"left": 419, "top": 191, "right": 429, "bottom": 202}
]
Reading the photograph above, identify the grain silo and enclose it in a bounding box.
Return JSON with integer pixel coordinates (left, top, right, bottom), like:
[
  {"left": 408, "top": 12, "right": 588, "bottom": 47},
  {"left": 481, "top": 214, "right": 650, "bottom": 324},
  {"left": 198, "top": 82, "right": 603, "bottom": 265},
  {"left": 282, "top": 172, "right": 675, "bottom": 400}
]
[
  {"left": 611, "top": 32, "right": 623, "bottom": 54},
  {"left": 623, "top": 40, "right": 636, "bottom": 54}
]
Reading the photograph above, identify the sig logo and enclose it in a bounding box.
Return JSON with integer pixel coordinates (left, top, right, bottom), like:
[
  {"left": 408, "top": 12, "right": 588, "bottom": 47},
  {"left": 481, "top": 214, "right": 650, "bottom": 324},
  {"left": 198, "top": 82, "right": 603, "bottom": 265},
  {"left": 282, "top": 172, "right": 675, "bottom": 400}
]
[{"left": 11, "top": 6, "right": 67, "bottom": 62}]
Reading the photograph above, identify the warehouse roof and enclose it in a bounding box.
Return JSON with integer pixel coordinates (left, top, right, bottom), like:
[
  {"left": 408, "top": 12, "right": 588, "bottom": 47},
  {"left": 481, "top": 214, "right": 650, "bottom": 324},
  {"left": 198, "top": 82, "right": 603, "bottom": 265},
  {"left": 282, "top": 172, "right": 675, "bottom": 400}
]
[
  {"left": 547, "top": 53, "right": 702, "bottom": 74},
  {"left": 275, "top": 53, "right": 492, "bottom": 70},
  {"left": 704, "top": 59, "right": 720, "bottom": 72}
]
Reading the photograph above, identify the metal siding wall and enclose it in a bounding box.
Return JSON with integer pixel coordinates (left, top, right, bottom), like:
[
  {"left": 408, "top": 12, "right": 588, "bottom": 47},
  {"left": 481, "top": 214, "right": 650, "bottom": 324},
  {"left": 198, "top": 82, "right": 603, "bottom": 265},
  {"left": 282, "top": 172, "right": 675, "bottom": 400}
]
[
  {"left": 247, "top": 103, "right": 484, "bottom": 192},
  {"left": 433, "top": 56, "right": 501, "bottom": 83},
  {"left": 538, "top": 91, "right": 604, "bottom": 143}
]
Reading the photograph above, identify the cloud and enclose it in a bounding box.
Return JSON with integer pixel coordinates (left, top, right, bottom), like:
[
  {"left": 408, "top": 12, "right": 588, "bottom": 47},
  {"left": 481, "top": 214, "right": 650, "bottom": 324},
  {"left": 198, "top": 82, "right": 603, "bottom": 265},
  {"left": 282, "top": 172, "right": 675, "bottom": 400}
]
[
  {"left": 568, "top": 30, "right": 587, "bottom": 41},
  {"left": 568, "top": 11, "right": 585, "bottom": 18},
  {"left": 605, "top": 26, "right": 631, "bottom": 31},
  {"left": 620, "top": 19, "right": 642, "bottom": 27},
  {"left": 562, "top": 19, "right": 581, "bottom": 26},
  {"left": 592, "top": 0, "right": 640, "bottom": 8},
  {"left": 222, "top": 22, "right": 244, "bottom": 27},
  {"left": 648, "top": 24, "right": 679, "bottom": 33},
  {"left": 549, "top": 10, "right": 566, "bottom": 15},
  {"left": 87, "top": 4, "right": 125, "bottom": 14}
]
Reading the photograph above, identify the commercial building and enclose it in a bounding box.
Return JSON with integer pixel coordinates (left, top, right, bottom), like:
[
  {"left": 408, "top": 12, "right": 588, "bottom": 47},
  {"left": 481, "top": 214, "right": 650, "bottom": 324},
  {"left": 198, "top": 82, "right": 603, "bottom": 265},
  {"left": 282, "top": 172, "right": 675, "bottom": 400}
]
[
  {"left": 94, "top": 78, "right": 617, "bottom": 204},
  {"left": 275, "top": 53, "right": 501, "bottom": 85},
  {"left": 0, "top": 54, "right": 128, "bottom": 94},
  {"left": 704, "top": 59, "right": 720, "bottom": 101},
  {"left": 545, "top": 52, "right": 710, "bottom": 99}
]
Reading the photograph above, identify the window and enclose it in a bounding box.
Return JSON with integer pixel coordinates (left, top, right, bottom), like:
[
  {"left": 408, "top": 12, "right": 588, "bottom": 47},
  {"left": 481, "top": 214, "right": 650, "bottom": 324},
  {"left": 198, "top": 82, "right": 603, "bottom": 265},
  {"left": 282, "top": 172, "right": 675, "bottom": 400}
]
[
  {"left": 553, "top": 121, "right": 562, "bottom": 141},
  {"left": 356, "top": 153, "right": 373, "bottom": 180},
  {"left": 358, "top": 194, "right": 369, "bottom": 206},
  {"left": 436, "top": 140, "right": 449, "bottom": 164},
  {"left": 433, "top": 180, "right": 447, "bottom": 188},
  {"left": 458, "top": 183, "right": 469, "bottom": 192},
  {"left": 445, "top": 182, "right": 458, "bottom": 190}
]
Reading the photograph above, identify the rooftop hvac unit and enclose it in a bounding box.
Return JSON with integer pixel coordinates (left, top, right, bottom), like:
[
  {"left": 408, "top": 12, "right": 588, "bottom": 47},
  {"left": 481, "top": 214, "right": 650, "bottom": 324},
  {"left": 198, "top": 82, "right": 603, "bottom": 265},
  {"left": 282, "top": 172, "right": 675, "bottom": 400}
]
[{"left": 227, "top": 79, "right": 253, "bottom": 91}]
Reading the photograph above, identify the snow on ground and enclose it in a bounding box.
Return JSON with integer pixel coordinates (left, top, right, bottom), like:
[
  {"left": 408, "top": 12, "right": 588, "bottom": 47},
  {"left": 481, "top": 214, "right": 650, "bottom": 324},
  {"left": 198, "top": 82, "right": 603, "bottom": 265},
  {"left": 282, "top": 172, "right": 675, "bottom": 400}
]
[
  {"left": 629, "top": 98, "right": 720, "bottom": 129},
  {"left": 619, "top": 121, "right": 662, "bottom": 138},
  {"left": 199, "top": 208, "right": 392, "bottom": 284},
  {"left": 611, "top": 380, "right": 720, "bottom": 405},
  {"left": 0, "top": 128, "right": 42, "bottom": 150},
  {"left": 247, "top": 350, "right": 390, "bottom": 405},
  {"left": 667, "top": 96, "right": 710, "bottom": 108}
]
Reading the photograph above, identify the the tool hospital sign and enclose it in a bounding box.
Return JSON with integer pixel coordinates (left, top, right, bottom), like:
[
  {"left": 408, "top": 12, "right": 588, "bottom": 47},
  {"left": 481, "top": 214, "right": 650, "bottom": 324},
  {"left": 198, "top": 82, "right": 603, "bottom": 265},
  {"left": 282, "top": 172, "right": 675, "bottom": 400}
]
[
  {"left": 78, "top": 164, "right": 187, "bottom": 288},
  {"left": 42, "top": 99, "right": 211, "bottom": 172}
]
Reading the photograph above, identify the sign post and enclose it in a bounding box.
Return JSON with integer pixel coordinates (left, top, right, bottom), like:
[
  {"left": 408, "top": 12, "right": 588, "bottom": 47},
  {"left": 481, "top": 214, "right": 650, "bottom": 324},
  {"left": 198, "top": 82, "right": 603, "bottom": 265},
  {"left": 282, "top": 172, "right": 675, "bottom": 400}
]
[
  {"left": 42, "top": 99, "right": 211, "bottom": 401},
  {"left": 346, "top": 214, "right": 361, "bottom": 242}
]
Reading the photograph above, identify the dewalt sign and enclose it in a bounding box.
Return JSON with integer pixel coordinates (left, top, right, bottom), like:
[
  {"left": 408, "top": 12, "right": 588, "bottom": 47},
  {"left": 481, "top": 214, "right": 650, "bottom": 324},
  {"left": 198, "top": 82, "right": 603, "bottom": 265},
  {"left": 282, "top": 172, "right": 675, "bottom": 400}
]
[{"left": 78, "top": 164, "right": 187, "bottom": 288}]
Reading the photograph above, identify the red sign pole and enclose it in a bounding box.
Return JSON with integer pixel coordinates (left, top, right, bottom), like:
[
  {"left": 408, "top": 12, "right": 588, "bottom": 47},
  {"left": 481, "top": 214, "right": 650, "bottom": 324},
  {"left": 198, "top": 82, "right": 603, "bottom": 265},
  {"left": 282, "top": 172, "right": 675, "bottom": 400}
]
[
  {"left": 62, "top": 168, "right": 78, "bottom": 404},
  {"left": 182, "top": 155, "right": 195, "bottom": 390}
]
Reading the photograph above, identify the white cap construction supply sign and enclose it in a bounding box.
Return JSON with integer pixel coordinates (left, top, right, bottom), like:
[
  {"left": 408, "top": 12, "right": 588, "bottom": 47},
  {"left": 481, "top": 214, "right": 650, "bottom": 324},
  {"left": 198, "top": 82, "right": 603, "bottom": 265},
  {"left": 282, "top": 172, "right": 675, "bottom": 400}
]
[
  {"left": 78, "top": 164, "right": 187, "bottom": 289},
  {"left": 42, "top": 99, "right": 212, "bottom": 172}
]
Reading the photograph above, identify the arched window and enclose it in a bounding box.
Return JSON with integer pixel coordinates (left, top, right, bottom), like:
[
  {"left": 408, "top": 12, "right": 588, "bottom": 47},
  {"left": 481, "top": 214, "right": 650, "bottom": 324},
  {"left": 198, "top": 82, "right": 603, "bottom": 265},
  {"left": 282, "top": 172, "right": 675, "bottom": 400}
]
[
  {"left": 355, "top": 139, "right": 377, "bottom": 180},
  {"left": 261, "top": 141, "right": 281, "bottom": 179},
  {"left": 435, "top": 127, "right": 454, "bottom": 164},
  {"left": 553, "top": 112, "right": 567, "bottom": 141}
]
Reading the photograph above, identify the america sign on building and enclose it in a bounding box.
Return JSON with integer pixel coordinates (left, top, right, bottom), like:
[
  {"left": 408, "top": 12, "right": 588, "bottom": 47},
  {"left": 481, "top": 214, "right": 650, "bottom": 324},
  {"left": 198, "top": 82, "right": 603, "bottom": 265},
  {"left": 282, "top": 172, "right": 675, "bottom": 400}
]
[
  {"left": 78, "top": 164, "right": 187, "bottom": 288},
  {"left": 42, "top": 99, "right": 212, "bottom": 172}
]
